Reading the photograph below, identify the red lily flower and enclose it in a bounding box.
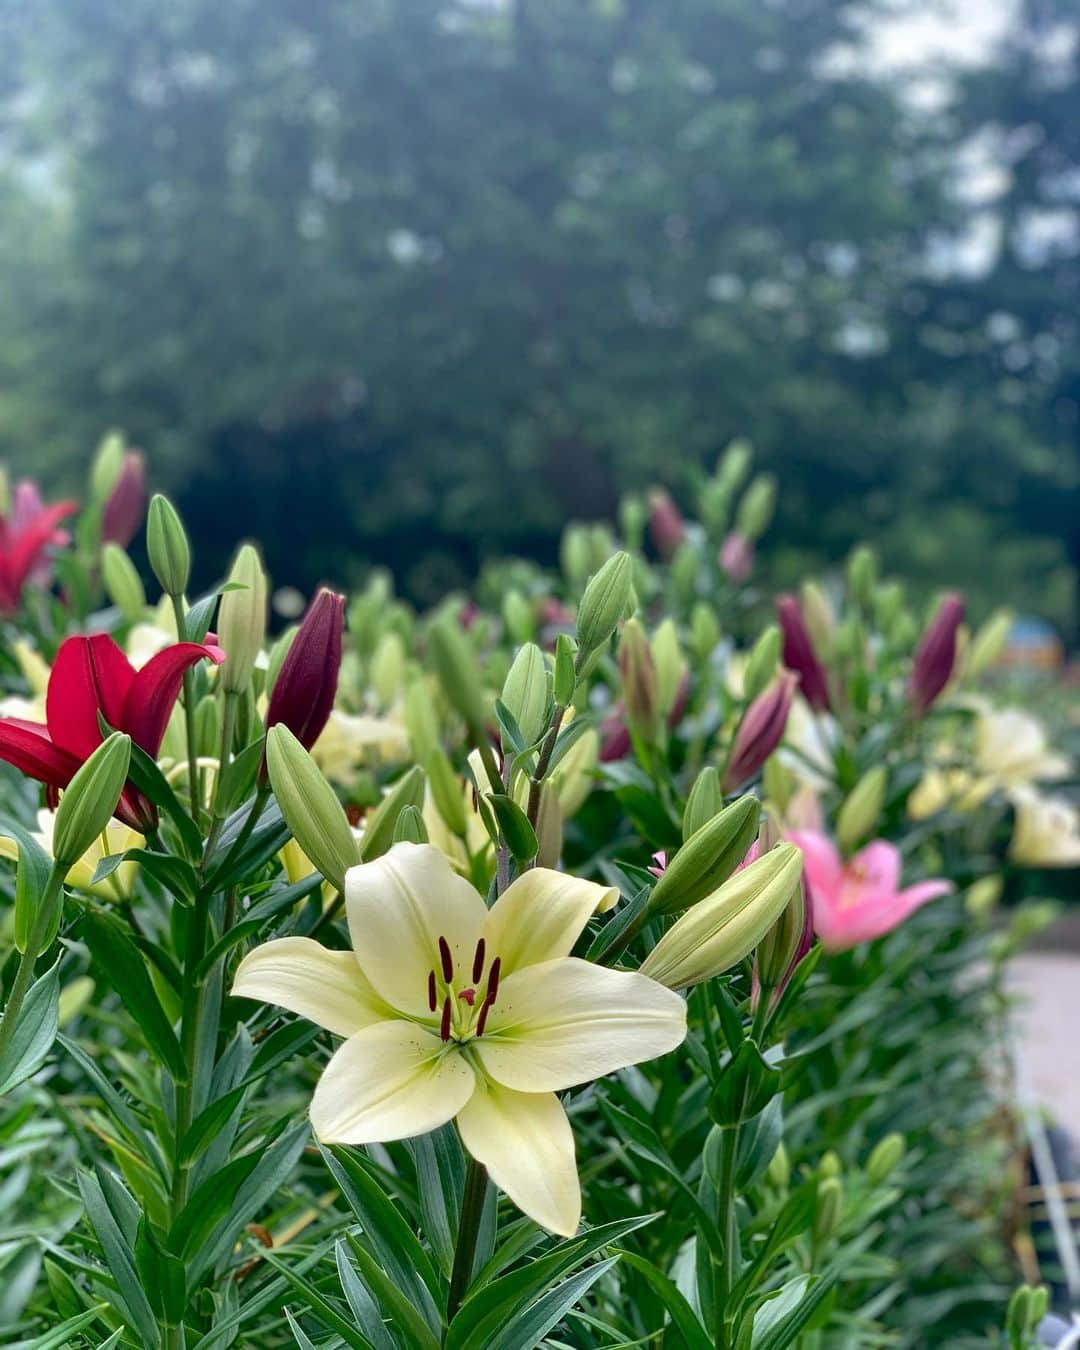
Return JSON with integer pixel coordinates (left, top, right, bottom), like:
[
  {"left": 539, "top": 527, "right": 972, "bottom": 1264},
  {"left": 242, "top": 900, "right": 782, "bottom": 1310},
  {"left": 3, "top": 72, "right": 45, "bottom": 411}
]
[
  {"left": 0, "top": 482, "right": 78, "bottom": 614},
  {"left": 0, "top": 633, "right": 222, "bottom": 830}
]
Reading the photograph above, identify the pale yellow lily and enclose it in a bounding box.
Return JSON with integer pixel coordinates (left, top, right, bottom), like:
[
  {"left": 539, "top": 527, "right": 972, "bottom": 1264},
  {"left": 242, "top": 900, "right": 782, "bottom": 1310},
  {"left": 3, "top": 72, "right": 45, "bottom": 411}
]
[
  {"left": 312, "top": 709, "right": 410, "bottom": 783},
  {"left": 233, "top": 842, "right": 686, "bottom": 1235},
  {"left": 1008, "top": 786, "right": 1080, "bottom": 867},
  {"left": 0, "top": 809, "right": 143, "bottom": 900}
]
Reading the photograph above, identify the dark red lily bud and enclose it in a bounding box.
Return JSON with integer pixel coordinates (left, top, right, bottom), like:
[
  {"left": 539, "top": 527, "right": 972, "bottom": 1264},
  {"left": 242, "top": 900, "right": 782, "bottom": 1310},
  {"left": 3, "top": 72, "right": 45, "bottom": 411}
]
[
  {"left": 647, "top": 488, "right": 685, "bottom": 562},
  {"left": 102, "top": 450, "right": 148, "bottom": 549},
  {"left": 909, "top": 593, "right": 964, "bottom": 714},
  {"left": 599, "top": 705, "right": 631, "bottom": 762},
  {"left": 776, "top": 594, "right": 831, "bottom": 712},
  {"left": 724, "top": 672, "right": 797, "bottom": 791},
  {"left": 265, "top": 588, "right": 345, "bottom": 748}
]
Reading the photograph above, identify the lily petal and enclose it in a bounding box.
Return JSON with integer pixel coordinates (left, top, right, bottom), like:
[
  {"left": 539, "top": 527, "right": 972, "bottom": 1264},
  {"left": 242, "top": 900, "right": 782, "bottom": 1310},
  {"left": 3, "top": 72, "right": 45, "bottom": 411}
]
[
  {"left": 310, "top": 1020, "right": 475, "bottom": 1143},
  {"left": 0, "top": 718, "right": 81, "bottom": 788},
  {"left": 851, "top": 840, "right": 901, "bottom": 894},
  {"left": 344, "top": 842, "right": 487, "bottom": 1017},
  {"left": 480, "top": 869, "right": 618, "bottom": 978},
  {"left": 124, "top": 642, "right": 224, "bottom": 756},
  {"left": 478, "top": 957, "right": 686, "bottom": 1092},
  {"left": 47, "top": 635, "right": 135, "bottom": 759},
  {"left": 788, "top": 829, "right": 844, "bottom": 896},
  {"left": 232, "top": 936, "right": 392, "bottom": 1037},
  {"left": 457, "top": 1079, "right": 580, "bottom": 1236}
]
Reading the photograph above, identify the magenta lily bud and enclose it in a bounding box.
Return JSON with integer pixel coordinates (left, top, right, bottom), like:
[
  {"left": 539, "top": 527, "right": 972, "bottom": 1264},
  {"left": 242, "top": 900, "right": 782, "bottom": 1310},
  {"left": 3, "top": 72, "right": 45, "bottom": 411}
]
[
  {"left": 776, "top": 594, "right": 831, "bottom": 712},
  {"left": 265, "top": 587, "right": 345, "bottom": 748},
  {"left": 724, "top": 672, "right": 797, "bottom": 791},
  {"left": 909, "top": 592, "right": 964, "bottom": 714},
  {"left": 101, "top": 450, "right": 148, "bottom": 549},
  {"left": 599, "top": 705, "right": 632, "bottom": 763},
  {"left": 720, "top": 532, "right": 754, "bottom": 584},
  {"left": 647, "top": 488, "right": 685, "bottom": 562}
]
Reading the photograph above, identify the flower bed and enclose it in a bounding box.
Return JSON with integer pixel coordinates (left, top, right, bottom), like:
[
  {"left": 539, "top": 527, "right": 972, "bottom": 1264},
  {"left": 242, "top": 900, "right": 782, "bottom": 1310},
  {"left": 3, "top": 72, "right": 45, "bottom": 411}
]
[{"left": 0, "top": 440, "right": 1073, "bottom": 1348}]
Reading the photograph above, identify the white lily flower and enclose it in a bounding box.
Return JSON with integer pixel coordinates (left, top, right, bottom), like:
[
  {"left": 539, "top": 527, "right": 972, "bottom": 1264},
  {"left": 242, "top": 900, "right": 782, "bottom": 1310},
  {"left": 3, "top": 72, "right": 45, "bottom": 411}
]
[
  {"left": 1008, "top": 786, "right": 1080, "bottom": 867},
  {"left": 233, "top": 842, "right": 686, "bottom": 1235}
]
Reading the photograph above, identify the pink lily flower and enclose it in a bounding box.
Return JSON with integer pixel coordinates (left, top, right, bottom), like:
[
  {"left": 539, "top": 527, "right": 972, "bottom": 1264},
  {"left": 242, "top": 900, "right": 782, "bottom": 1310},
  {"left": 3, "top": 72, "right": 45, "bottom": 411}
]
[
  {"left": 788, "top": 830, "right": 952, "bottom": 952},
  {"left": 0, "top": 481, "right": 78, "bottom": 613}
]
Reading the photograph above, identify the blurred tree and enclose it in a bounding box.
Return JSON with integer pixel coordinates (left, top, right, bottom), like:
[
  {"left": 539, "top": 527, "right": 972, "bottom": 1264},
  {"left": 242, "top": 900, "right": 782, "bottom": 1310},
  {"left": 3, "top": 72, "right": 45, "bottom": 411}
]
[{"left": 0, "top": 0, "right": 1075, "bottom": 627}]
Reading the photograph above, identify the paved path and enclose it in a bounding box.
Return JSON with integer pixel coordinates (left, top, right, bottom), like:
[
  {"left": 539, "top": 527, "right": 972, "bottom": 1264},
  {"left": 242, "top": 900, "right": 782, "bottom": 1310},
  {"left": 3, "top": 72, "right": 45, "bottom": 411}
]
[{"left": 1009, "top": 951, "right": 1080, "bottom": 1137}]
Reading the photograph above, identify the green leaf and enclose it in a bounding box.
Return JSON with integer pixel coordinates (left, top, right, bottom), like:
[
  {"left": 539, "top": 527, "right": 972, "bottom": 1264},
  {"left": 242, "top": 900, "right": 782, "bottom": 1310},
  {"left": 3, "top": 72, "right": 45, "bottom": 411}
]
[
  {"left": 13, "top": 1303, "right": 110, "bottom": 1349},
  {"left": 0, "top": 817, "right": 54, "bottom": 954},
  {"left": 407, "top": 1126, "right": 464, "bottom": 1277},
  {"left": 77, "top": 910, "right": 185, "bottom": 1079},
  {"left": 321, "top": 1145, "right": 442, "bottom": 1333},
  {"left": 123, "top": 737, "right": 202, "bottom": 859},
  {"left": 76, "top": 1168, "right": 160, "bottom": 1347},
  {"left": 610, "top": 1252, "right": 712, "bottom": 1350},
  {"left": 91, "top": 847, "right": 198, "bottom": 904},
  {"left": 709, "top": 1040, "right": 781, "bottom": 1128},
  {"left": 213, "top": 738, "right": 266, "bottom": 818},
  {"left": 334, "top": 1241, "right": 397, "bottom": 1350},
  {"left": 487, "top": 1257, "right": 620, "bottom": 1350},
  {"left": 260, "top": 1247, "right": 378, "bottom": 1350},
  {"left": 749, "top": 1270, "right": 838, "bottom": 1350},
  {"left": 486, "top": 794, "right": 538, "bottom": 863},
  {"left": 445, "top": 1216, "right": 654, "bottom": 1350},
  {"left": 345, "top": 1232, "right": 442, "bottom": 1350},
  {"left": 0, "top": 956, "right": 60, "bottom": 1094}
]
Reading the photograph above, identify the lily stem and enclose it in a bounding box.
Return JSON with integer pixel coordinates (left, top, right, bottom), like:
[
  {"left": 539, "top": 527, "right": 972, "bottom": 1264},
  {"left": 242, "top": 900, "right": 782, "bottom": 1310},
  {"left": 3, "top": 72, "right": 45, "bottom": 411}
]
[
  {"left": 201, "top": 691, "right": 239, "bottom": 870},
  {"left": 715, "top": 1123, "right": 741, "bottom": 1347},
  {"left": 172, "top": 890, "right": 210, "bottom": 1216},
  {"left": 447, "top": 1155, "right": 488, "bottom": 1323},
  {"left": 0, "top": 865, "right": 65, "bottom": 1067}
]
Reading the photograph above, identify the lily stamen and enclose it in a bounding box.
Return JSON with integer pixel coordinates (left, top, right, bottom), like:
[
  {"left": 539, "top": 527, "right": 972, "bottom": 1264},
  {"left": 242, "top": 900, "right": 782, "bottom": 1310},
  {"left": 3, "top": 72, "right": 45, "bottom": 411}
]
[
  {"left": 485, "top": 956, "right": 501, "bottom": 1003},
  {"left": 471, "top": 937, "right": 486, "bottom": 984},
  {"left": 427, "top": 970, "right": 437, "bottom": 1011},
  {"left": 438, "top": 935, "right": 454, "bottom": 983},
  {"left": 439, "top": 995, "right": 452, "bottom": 1042}
]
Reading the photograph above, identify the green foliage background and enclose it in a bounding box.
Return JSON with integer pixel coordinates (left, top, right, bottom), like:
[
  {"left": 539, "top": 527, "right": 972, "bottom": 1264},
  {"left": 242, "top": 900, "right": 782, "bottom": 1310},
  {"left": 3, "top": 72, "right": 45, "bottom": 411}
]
[{"left": 0, "top": 0, "right": 1077, "bottom": 627}]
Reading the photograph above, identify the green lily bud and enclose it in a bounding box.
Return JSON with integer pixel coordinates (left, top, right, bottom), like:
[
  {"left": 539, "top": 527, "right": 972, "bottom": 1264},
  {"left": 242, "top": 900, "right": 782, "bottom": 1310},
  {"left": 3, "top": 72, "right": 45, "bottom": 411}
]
[
  {"left": 553, "top": 634, "right": 577, "bottom": 706},
  {"left": 576, "top": 551, "right": 634, "bottom": 656},
  {"left": 640, "top": 842, "right": 802, "bottom": 988},
  {"left": 649, "top": 795, "right": 760, "bottom": 915},
  {"left": 966, "top": 608, "right": 1013, "bottom": 678},
  {"left": 965, "top": 874, "right": 1003, "bottom": 919},
  {"left": 766, "top": 1141, "right": 791, "bottom": 1189},
  {"left": 813, "top": 1176, "right": 843, "bottom": 1245},
  {"left": 58, "top": 975, "right": 95, "bottom": 1026},
  {"left": 1006, "top": 1286, "right": 1033, "bottom": 1349},
  {"left": 266, "top": 725, "right": 359, "bottom": 892},
  {"left": 690, "top": 602, "right": 721, "bottom": 660},
  {"left": 618, "top": 494, "right": 647, "bottom": 551},
  {"left": 53, "top": 733, "right": 132, "bottom": 867},
  {"left": 217, "top": 544, "right": 268, "bottom": 694},
  {"left": 756, "top": 874, "right": 809, "bottom": 995},
  {"left": 371, "top": 631, "right": 406, "bottom": 707},
  {"left": 502, "top": 589, "right": 534, "bottom": 646},
  {"left": 359, "top": 765, "right": 426, "bottom": 862},
  {"left": 743, "top": 625, "right": 781, "bottom": 701},
  {"left": 533, "top": 780, "right": 564, "bottom": 869},
  {"left": 699, "top": 478, "right": 733, "bottom": 535},
  {"left": 874, "top": 580, "right": 905, "bottom": 631},
  {"left": 101, "top": 543, "right": 146, "bottom": 622},
  {"left": 502, "top": 642, "right": 550, "bottom": 747},
  {"left": 560, "top": 524, "right": 592, "bottom": 588},
  {"left": 195, "top": 693, "right": 221, "bottom": 758},
  {"left": 392, "top": 805, "right": 428, "bottom": 845},
  {"left": 90, "top": 430, "right": 126, "bottom": 502},
  {"left": 403, "top": 677, "right": 440, "bottom": 765},
  {"left": 651, "top": 619, "right": 686, "bottom": 721},
  {"left": 820, "top": 1150, "right": 842, "bottom": 1178},
  {"left": 429, "top": 620, "right": 491, "bottom": 737},
  {"left": 683, "top": 766, "right": 723, "bottom": 841},
  {"left": 846, "top": 545, "right": 877, "bottom": 610},
  {"left": 735, "top": 473, "right": 776, "bottom": 540},
  {"left": 348, "top": 572, "right": 393, "bottom": 660},
  {"left": 866, "top": 1132, "right": 905, "bottom": 1184},
  {"left": 799, "top": 581, "right": 834, "bottom": 654},
  {"left": 835, "top": 765, "right": 887, "bottom": 853},
  {"left": 716, "top": 438, "right": 752, "bottom": 493},
  {"left": 1029, "top": 1286, "right": 1048, "bottom": 1325},
  {"left": 619, "top": 618, "right": 660, "bottom": 744},
  {"left": 146, "top": 494, "right": 191, "bottom": 598}
]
